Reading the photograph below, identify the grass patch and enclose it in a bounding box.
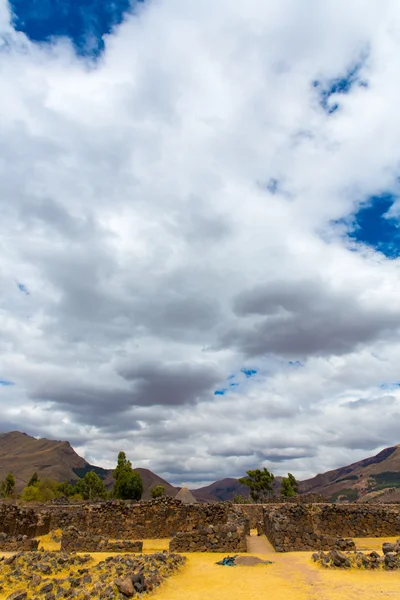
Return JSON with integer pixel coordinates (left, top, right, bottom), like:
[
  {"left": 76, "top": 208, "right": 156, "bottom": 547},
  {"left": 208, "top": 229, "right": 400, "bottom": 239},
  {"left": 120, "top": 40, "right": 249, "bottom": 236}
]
[{"left": 329, "top": 488, "right": 358, "bottom": 502}]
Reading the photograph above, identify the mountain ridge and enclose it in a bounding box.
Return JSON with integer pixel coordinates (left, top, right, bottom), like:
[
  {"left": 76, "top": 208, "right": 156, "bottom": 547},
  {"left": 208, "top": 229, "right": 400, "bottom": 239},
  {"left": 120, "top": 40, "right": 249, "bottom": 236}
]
[{"left": 2, "top": 431, "right": 400, "bottom": 503}]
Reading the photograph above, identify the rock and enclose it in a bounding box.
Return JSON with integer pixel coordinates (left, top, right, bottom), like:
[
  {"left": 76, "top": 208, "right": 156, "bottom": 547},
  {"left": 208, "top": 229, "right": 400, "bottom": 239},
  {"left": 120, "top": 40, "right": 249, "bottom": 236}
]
[
  {"left": 40, "top": 583, "right": 54, "bottom": 594},
  {"left": 6, "top": 591, "right": 28, "bottom": 600},
  {"left": 335, "top": 538, "right": 356, "bottom": 551},
  {"left": 330, "top": 549, "right": 347, "bottom": 567},
  {"left": 31, "top": 574, "right": 42, "bottom": 586},
  {"left": 382, "top": 543, "right": 395, "bottom": 554},
  {"left": 114, "top": 577, "right": 134, "bottom": 597}
]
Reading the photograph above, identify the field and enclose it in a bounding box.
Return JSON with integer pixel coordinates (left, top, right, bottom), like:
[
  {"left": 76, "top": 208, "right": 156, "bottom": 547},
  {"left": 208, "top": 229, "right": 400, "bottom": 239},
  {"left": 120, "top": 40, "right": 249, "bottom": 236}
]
[{"left": 1, "top": 533, "right": 400, "bottom": 599}]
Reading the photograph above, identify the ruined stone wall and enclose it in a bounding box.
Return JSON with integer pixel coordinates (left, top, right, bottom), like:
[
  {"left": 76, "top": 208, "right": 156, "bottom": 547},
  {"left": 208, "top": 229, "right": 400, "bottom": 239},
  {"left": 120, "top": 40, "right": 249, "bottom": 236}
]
[
  {"left": 0, "top": 503, "right": 50, "bottom": 538},
  {"left": 262, "top": 503, "right": 400, "bottom": 552},
  {"left": 0, "top": 533, "right": 39, "bottom": 552},
  {"left": 60, "top": 527, "right": 143, "bottom": 553},
  {"left": 235, "top": 505, "right": 264, "bottom": 529},
  {"left": 169, "top": 520, "right": 249, "bottom": 553},
  {"left": 235, "top": 495, "right": 328, "bottom": 529},
  {"left": 40, "top": 498, "right": 235, "bottom": 539}
]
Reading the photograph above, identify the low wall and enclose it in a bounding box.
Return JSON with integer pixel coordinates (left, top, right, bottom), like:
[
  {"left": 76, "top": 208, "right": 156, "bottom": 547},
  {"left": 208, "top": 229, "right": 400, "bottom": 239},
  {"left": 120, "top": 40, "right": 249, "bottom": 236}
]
[
  {"left": 0, "top": 533, "right": 39, "bottom": 551},
  {"left": 235, "top": 505, "right": 264, "bottom": 529},
  {"left": 40, "top": 498, "right": 234, "bottom": 539},
  {"left": 0, "top": 504, "right": 50, "bottom": 538},
  {"left": 60, "top": 527, "right": 143, "bottom": 553},
  {"left": 169, "top": 521, "right": 248, "bottom": 553},
  {"left": 263, "top": 504, "right": 400, "bottom": 552}
]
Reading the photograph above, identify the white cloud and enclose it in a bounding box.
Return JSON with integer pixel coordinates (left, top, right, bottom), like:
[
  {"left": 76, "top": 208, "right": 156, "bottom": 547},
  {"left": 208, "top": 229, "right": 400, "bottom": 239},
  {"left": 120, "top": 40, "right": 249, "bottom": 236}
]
[{"left": 2, "top": 0, "right": 400, "bottom": 485}]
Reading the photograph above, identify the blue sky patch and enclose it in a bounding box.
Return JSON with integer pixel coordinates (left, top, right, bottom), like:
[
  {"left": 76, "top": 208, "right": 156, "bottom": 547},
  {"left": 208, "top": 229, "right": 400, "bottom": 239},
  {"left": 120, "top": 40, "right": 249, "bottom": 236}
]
[
  {"left": 214, "top": 389, "right": 227, "bottom": 396},
  {"left": 241, "top": 368, "right": 257, "bottom": 378},
  {"left": 380, "top": 382, "right": 400, "bottom": 390},
  {"left": 9, "top": 0, "right": 142, "bottom": 56},
  {"left": 288, "top": 360, "right": 303, "bottom": 367},
  {"left": 313, "top": 57, "right": 368, "bottom": 114},
  {"left": 0, "top": 380, "right": 15, "bottom": 387},
  {"left": 347, "top": 194, "right": 400, "bottom": 258},
  {"left": 17, "top": 281, "right": 30, "bottom": 295},
  {"left": 267, "top": 178, "right": 279, "bottom": 194}
]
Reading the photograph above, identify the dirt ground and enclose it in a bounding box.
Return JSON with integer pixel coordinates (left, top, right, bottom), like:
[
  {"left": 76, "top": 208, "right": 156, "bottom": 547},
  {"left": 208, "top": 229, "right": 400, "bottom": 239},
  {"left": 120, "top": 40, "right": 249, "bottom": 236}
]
[{"left": 1, "top": 534, "right": 400, "bottom": 600}]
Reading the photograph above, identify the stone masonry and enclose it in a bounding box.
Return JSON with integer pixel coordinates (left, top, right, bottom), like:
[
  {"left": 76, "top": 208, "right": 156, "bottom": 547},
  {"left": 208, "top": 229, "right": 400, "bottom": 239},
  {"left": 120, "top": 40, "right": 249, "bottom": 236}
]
[
  {"left": 169, "top": 513, "right": 250, "bottom": 553},
  {"left": 61, "top": 526, "right": 143, "bottom": 553},
  {"left": 0, "top": 503, "right": 50, "bottom": 538},
  {"left": 0, "top": 533, "right": 39, "bottom": 552},
  {"left": 169, "top": 523, "right": 248, "bottom": 553},
  {"left": 40, "top": 497, "right": 235, "bottom": 539},
  {"left": 262, "top": 503, "right": 400, "bottom": 551}
]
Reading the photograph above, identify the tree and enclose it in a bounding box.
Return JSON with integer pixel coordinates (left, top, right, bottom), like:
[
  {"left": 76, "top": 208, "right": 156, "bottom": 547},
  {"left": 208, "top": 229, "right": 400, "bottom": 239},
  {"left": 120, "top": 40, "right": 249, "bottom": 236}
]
[
  {"left": 150, "top": 485, "right": 165, "bottom": 499},
  {"left": 76, "top": 472, "right": 108, "bottom": 501},
  {"left": 238, "top": 467, "right": 274, "bottom": 503},
  {"left": 36, "top": 478, "right": 59, "bottom": 502},
  {"left": 28, "top": 472, "right": 39, "bottom": 487},
  {"left": 113, "top": 451, "right": 143, "bottom": 501},
  {"left": 57, "top": 481, "right": 77, "bottom": 498},
  {"left": 1, "top": 473, "right": 15, "bottom": 498},
  {"left": 281, "top": 473, "right": 299, "bottom": 498},
  {"left": 20, "top": 485, "right": 41, "bottom": 502}
]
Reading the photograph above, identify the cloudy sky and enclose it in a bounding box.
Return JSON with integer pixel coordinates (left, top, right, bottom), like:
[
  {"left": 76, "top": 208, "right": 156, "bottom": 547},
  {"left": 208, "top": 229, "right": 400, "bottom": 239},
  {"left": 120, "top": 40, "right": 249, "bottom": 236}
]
[{"left": 1, "top": 0, "right": 400, "bottom": 487}]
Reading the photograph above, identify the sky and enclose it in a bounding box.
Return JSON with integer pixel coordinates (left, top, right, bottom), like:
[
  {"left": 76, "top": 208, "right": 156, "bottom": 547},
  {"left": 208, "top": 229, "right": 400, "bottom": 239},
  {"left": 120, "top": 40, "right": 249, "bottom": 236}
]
[{"left": 2, "top": 0, "right": 400, "bottom": 488}]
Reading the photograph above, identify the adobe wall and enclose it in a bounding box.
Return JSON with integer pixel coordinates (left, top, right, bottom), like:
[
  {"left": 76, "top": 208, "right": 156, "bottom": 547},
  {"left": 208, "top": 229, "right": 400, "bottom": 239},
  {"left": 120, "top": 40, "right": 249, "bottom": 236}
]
[
  {"left": 262, "top": 504, "right": 400, "bottom": 552},
  {"left": 40, "top": 498, "right": 236, "bottom": 539},
  {"left": 61, "top": 527, "right": 143, "bottom": 553},
  {"left": 0, "top": 503, "right": 50, "bottom": 538}
]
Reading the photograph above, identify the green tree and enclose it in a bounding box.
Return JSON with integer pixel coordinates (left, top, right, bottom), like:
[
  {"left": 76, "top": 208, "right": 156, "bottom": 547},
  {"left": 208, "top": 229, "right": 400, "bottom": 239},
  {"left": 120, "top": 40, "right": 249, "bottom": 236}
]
[
  {"left": 0, "top": 473, "right": 15, "bottom": 498},
  {"left": 281, "top": 473, "right": 299, "bottom": 498},
  {"left": 36, "top": 478, "right": 59, "bottom": 502},
  {"left": 28, "top": 472, "right": 39, "bottom": 487},
  {"left": 150, "top": 485, "right": 165, "bottom": 499},
  {"left": 57, "top": 481, "right": 77, "bottom": 497},
  {"left": 239, "top": 467, "right": 275, "bottom": 503},
  {"left": 76, "top": 471, "right": 108, "bottom": 501},
  {"left": 20, "top": 485, "right": 41, "bottom": 502},
  {"left": 113, "top": 451, "right": 143, "bottom": 501}
]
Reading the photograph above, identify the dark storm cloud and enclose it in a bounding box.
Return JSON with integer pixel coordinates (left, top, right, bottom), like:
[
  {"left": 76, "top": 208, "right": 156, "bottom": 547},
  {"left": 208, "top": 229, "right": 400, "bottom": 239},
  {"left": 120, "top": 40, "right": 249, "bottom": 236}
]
[
  {"left": 119, "top": 360, "right": 223, "bottom": 406},
  {"left": 221, "top": 280, "right": 400, "bottom": 358}
]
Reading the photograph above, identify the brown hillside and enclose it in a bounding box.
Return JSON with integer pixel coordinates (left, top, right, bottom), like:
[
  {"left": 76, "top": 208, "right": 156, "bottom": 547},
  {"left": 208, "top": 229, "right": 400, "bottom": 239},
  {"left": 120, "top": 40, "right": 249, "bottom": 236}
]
[
  {"left": 192, "top": 477, "right": 251, "bottom": 502},
  {"left": 0, "top": 431, "right": 87, "bottom": 490},
  {"left": 0, "top": 431, "right": 179, "bottom": 498},
  {"left": 299, "top": 445, "right": 400, "bottom": 502}
]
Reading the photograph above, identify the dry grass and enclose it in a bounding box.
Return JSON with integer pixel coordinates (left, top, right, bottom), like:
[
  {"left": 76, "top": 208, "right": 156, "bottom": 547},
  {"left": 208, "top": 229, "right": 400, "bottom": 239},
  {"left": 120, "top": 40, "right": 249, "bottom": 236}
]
[{"left": 1, "top": 535, "right": 400, "bottom": 600}]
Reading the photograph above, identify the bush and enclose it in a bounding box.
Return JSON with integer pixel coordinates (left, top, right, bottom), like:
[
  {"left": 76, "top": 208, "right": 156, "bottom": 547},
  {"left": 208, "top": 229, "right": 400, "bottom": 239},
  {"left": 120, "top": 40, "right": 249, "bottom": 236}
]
[{"left": 20, "top": 486, "right": 41, "bottom": 502}]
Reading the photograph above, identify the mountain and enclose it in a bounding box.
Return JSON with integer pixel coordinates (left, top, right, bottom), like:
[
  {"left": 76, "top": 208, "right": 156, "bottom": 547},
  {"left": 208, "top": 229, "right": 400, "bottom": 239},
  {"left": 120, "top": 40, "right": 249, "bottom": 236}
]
[
  {"left": 0, "top": 431, "right": 177, "bottom": 499},
  {"left": 193, "top": 447, "right": 400, "bottom": 503},
  {"left": 192, "top": 478, "right": 250, "bottom": 502},
  {"left": 2, "top": 431, "right": 400, "bottom": 503},
  {"left": 299, "top": 445, "right": 400, "bottom": 502},
  {"left": 0, "top": 431, "right": 89, "bottom": 490}
]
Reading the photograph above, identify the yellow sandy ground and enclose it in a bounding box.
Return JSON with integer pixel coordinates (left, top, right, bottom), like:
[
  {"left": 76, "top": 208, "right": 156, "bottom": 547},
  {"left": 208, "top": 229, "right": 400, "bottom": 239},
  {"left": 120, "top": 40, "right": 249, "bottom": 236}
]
[{"left": 1, "top": 534, "right": 400, "bottom": 600}]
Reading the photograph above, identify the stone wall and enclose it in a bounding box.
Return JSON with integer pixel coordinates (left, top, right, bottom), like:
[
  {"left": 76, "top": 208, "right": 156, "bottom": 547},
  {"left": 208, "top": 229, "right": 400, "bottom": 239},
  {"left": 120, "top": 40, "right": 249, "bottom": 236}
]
[
  {"left": 60, "top": 527, "right": 143, "bottom": 553},
  {"left": 235, "top": 494, "right": 327, "bottom": 529},
  {"left": 169, "top": 519, "right": 249, "bottom": 553},
  {"left": 0, "top": 533, "right": 39, "bottom": 552},
  {"left": 235, "top": 505, "right": 264, "bottom": 529},
  {"left": 40, "top": 498, "right": 234, "bottom": 539},
  {"left": 0, "top": 503, "right": 50, "bottom": 538},
  {"left": 262, "top": 503, "right": 400, "bottom": 552}
]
